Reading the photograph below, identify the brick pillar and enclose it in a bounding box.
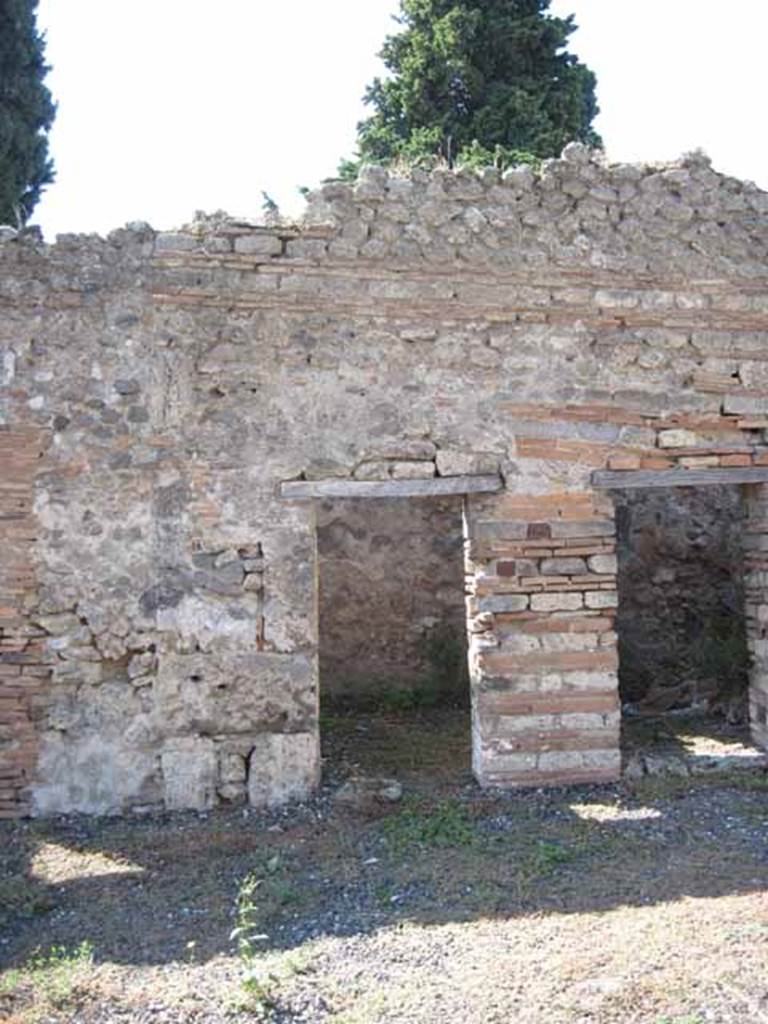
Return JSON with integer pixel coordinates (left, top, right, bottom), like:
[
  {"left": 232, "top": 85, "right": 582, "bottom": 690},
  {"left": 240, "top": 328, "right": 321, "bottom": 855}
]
[
  {"left": 742, "top": 484, "right": 768, "bottom": 750},
  {"left": 0, "top": 425, "right": 49, "bottom": 818},
  {"left": 465, "top": 489, "right": 621, "bottom": 788}
]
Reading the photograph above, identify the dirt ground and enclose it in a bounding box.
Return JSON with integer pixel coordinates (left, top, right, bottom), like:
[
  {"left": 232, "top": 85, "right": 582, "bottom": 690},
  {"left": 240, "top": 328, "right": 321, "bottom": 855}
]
[{"left": 1, "top": 707, "right": 767, "bottom": 1024}]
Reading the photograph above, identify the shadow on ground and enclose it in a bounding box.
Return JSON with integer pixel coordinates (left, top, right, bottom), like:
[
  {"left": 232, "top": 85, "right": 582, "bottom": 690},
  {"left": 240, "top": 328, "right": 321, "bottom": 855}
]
[{"left": 1, "top": 706, "right": 766, "bottom": 974}]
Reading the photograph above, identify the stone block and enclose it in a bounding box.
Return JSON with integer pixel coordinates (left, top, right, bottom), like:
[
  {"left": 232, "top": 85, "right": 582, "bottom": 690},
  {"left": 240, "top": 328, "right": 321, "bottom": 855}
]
[
  {"left": 161, "top": 737, "right": 217, "bottom": 811},
  {"left": 595, "top": 289, "right": 639, "bottom": 309},
  {"left": 234, "top": 233, "right": 282, "bottom": 256},
  {"left": 390, "top": 461, "right": 436, "bottom": 479},
  {"left": 540, "top": 557, "right": 587, "bottom": 575},
  {"left": 658, "top": 428, "right": 701, "bottom": 448},
  {"left": 723, "top": 394, "right": 768, "bottom": 415},
  {"left": 353, "top": 460, "right": 391, "bottom": 480},
  {"left": 220, "top": 752, "right": 247, "bottom": 784},
  {"left": 584, "top": 591, "right": 619, "bottom": 609},
  {"left": 36, "top": 614, "right": 82, "bottom": 635},
  {"left": 587, "top": 554, "right": 618, "bottom": 574},
  {"left": 537, "top": 749, "right": 620, "bottom": 772},
  {"left": 477, "top": 594, "right": 530, "bottom": 613},
  {"left": 530, "top": 593, "right": 584, "bottom": 612},
  {"left": 436, "top": 450, "right": 499, "bottom": 477},
  {"left": 476, "top": 750, "right": 538, "bottom": 775},
  {"left": 154, "top": 232, "right": 197, "bottom": 252},
  {"left": 32, "top": 732, "right": 159, "bottom": 817},
  {"left": 549, "top": 520, "right": 615, "bottom": 539},
  {"left": 248, "top": 732, "right": 320, "bottom": 809}
]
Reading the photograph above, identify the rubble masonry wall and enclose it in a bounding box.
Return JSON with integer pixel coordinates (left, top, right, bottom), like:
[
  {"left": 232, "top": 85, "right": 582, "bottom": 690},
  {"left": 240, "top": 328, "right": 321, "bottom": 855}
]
[{"left": 1, "top": 144, "right": 768, "bottom": 815}]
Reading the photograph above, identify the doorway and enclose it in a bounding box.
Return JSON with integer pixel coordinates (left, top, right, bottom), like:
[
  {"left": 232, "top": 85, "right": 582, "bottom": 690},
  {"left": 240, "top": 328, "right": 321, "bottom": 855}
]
[
  {"left": 614, "top": 484, "right": 755, "bottom": 775},
  {"left": 315, "top": 495, "right": 471, "bottom": 789}
]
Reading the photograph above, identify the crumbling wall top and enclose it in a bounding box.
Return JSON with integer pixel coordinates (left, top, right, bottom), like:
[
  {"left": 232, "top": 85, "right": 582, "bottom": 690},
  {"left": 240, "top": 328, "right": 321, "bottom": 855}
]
[{"left": 1, "top": 146, "right": 767, "bottom": 281}]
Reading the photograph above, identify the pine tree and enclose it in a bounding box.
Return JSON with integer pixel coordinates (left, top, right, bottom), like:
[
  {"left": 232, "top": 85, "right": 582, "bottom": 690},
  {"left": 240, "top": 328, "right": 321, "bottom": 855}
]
[
  {"left": 0, "top": 0, "right": 55, "bottom": 226},
  {"left": 343, "top": 0, "right": 600, "bottom": 174}
]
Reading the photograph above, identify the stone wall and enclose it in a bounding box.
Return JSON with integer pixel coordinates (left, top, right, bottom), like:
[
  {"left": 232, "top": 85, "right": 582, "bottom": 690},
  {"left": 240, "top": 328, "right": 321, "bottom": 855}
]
[
  {"left": 2, "top": 144, "right": 768, "bottom": 815},
  {"left": 317, "top": 496, "right": 467, "bottom": 703}
]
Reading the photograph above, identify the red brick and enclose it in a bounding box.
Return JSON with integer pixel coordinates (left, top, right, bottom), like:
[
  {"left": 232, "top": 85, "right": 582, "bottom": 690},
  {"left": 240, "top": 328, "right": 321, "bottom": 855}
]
[
  {"left": 607, "top": 455, "right": 642, "bottom": 470},
  {"left": 492, "top": 728, "right": 618, "bottom": 753},
  {"left": 481, "top": 767, "right": 620, "bottom": 787},
  {"left": 480, "top": 690, "right": 619, "bottom": 716},
  {"left": 480, "top": 649, "right": 619, "bottom": 673},
  {"left": 720, "top": 454, "right": 753, "bottom": 467},
  {"left": 513, "top": 616, "right": 614, "bottom": 635}
]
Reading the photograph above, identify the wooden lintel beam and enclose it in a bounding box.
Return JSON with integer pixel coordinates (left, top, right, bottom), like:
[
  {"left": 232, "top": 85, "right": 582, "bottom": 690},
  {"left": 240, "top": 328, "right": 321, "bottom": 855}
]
[
  {"left": 592, "top": 466, "right": 768, "bottom": 490},
  {"left": 281, "top": 474, "right": 503, "bottom": 500}
]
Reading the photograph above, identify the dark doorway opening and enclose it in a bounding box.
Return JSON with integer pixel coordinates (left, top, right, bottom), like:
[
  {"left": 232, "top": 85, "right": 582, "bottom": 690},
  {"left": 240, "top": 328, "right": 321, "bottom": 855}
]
[
  {"left": 316, "top": 495, "right": 471, "bottom": 790},
  {"left": 614, "top": 484, "right": 755, "bottom": 775}
]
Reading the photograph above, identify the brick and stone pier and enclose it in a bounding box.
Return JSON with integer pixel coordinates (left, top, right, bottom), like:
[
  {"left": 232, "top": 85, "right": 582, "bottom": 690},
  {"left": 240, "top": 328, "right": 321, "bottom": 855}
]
[{"left": 466, "top": 489, "right": 621, "bottom": 787}]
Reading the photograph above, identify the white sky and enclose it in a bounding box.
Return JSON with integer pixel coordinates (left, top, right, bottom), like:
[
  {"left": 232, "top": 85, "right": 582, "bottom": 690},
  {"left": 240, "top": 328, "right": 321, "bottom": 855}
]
[{"left": 34, "top": 1, "right": 768, "bottom": 239}]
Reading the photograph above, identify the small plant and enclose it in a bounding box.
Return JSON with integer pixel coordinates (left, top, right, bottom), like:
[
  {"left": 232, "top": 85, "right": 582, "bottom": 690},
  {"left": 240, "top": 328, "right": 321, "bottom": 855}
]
[
  {"left": 231, "top": 873, "right": 275, "bottom": 1014},
  {"left": 383, "top": 798, "right": 476, "bottom": 850},
  {"left": 528, "top": 840, "right": 574, "bottom": 876},
  {"left": 0, "top": 940, "right": 94, "bottom": 1012},
  {"left": 513, "top": 840, "right": 578, "bottom": 897}
]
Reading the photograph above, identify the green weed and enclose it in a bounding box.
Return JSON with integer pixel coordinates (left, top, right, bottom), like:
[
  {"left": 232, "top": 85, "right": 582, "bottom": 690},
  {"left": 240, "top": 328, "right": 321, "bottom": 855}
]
[
  {"left": 383, "top": 798, "right": 476, "bottom": 849},
  {"left": 526, "top": 840, "right": 575, "bottom": 875},
  {"left": 0, "top": 940, "right": 94, "bottom": 1014},
  {"left": 231, "top": 872, "right": 276, "bottom": 1015}
]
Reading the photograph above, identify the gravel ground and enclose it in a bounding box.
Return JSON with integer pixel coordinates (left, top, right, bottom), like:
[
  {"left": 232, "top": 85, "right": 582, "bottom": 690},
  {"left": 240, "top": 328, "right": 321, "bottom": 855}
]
[{"left": 1, "top": 708, "right": 767, "bottom": 1023}]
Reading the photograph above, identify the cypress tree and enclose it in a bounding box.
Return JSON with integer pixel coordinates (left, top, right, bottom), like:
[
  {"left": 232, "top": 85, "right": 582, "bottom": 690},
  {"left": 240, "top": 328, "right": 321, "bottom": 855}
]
[
  {"left": 0, "top": 0, "right": 55, "bottom": 226},
  {"left": 343, "top": 0, "right": 600, "bottom": 174}
]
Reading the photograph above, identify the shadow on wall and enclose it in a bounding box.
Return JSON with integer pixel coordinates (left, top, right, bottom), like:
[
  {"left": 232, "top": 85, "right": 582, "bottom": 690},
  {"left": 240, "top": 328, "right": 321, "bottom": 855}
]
[{"left": 615, "top": 485, "right": 750, "bottom": 719}]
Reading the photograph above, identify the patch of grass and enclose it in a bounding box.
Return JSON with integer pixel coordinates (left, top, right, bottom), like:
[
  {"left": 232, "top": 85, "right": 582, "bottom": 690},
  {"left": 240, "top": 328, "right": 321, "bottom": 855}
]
[
  {"left": 271, "top": 882, "right": 301, "bottom": 908},
  {"left": 510, "top": 839, "right": 582, "bottom": 898},
  {"left": 0, "top": 940, "right": 94, "bottom": 1019},
  {"left": 382, "top": 797, "right": 476, "bottom": 850},
  {"left": 526, "top": 840, "right": 576, "bottom": 875}
]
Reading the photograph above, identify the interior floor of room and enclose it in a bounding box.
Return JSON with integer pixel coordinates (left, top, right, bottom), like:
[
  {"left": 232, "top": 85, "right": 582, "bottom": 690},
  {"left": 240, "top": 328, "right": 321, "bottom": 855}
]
[
  {"left": 320, "top": 704, "right": 473, "bottom": 794},
  {"left": 622, "top": 709, "right": 766, "bottom": 778},
  {"left": 320, "top": 704, "right": 766, "bottom": 794}
]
